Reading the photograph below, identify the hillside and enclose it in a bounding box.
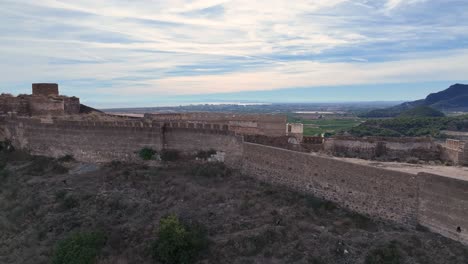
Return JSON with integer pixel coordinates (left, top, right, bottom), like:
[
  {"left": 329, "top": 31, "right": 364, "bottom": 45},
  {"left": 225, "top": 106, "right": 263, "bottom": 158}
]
[
  {"left": 398, "top": 106, "right": 445, "bottom": 118},
  {"left": 361, "top": 84, "right": 468, "bottom": 117},
  {"left": 1, "top": 148, "right": 468, "bottom": 263},
  {"left": 348, "top": 115, "right": 468, "bottom": 138}
]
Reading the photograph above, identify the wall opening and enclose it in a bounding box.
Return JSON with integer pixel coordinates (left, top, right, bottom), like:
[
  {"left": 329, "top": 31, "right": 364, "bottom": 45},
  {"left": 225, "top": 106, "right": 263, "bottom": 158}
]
[{"left": 457, "top": 226, "right": 462, "bottom": 233}]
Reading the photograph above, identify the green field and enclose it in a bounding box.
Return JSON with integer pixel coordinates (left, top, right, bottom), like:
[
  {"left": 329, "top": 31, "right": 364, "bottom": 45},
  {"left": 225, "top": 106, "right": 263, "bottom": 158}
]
[{"left": 294, "top": 118, "right": 363, "bottom": 136}]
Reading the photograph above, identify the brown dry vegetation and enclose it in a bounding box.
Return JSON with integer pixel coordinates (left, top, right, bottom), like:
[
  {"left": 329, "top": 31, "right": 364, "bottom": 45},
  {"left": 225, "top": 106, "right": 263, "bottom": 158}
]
[{"left": 0, "top": 149, "right": 467, "bottom": 264}]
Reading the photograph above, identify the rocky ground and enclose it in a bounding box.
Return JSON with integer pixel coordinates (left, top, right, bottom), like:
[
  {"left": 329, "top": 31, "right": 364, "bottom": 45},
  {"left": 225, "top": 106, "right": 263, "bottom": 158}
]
[{"left": 0, "top": 149, "right": 467, "bottom": 264}]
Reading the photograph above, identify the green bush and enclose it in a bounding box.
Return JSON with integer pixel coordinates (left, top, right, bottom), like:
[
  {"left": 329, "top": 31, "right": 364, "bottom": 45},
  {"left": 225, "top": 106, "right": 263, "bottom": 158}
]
[
  {"left": 365, "top": 241, "right": 402, "bottom": 264},
  {"left": 52, "top": 231, "right": 106, "bottom": 264},
  {"left": 139, "top": 147, "right": 156, "bottom": 160},
  {"left": 160, "top": 149, "right": 180, "bottom": 162},
  {"left": 189, "top": 162, "right": 231, "bottom": 178},
  {"left": 151, "top": 215, "right": 208, "bottom": 264},
  {"left": 348, "top": 115, "right": 468, "bottom": 138}
]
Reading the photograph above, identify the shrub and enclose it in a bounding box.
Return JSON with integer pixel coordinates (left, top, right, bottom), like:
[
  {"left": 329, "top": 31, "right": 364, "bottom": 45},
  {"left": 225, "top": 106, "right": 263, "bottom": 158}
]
[
  {"left": 189, "top": 162, "right": 231, "bottom": 178},
  {"left": 139, "top": 147, "right": 157, "bottom": 160},
  {"left": 365, "top": 241, "right": 402, "bottom": 264},
  {"left": 195, "top": 149, "right": 217, "bottom": 160},
  {"left": 349, "top": 212, "right": 375, "bottom": 230},
  {"left": 60, "top": 195, "right": 79, "bottom": 210},
  {"left": 52, "top": 231, "right": 106, "bottom": 264},
  {"left": 151, "top": 215, "right": 208, "bottom": 264},
  {"left": 304, "top": 195, "right": 336, "bottom": 212},
  {"left": 19, "top": 156, "right": 68, "bottom": 175},
  {"left": 160, "top": 149, "right": 180, "bottom": 162},
  {"left": 0, "top": 140, "right": 14, "bottom": 152},
  {"left": 57, "top": 154, "right": 74, "bottom": 162}
]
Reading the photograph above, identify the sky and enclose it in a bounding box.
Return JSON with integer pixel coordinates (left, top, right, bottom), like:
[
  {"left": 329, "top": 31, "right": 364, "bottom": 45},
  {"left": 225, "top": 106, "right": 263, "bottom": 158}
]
[{"left": 1, "top": 0, "right": 468, "bottom": 107}]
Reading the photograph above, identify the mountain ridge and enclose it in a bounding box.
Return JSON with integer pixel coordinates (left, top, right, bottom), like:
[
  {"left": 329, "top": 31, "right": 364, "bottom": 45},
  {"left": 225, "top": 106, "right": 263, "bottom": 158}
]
[{"left": 361, "top": 84, "right": 468, "bottom": 117}]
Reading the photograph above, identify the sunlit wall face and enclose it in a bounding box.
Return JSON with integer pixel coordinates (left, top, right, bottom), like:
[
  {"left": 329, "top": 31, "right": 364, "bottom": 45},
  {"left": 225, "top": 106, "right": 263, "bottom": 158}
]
[{"left": 1, "top": 0, "right": 468, "bottom": 107}]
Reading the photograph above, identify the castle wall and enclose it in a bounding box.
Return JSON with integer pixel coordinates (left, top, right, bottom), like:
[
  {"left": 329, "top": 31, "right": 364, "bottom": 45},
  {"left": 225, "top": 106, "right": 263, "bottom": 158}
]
[
  {"left": 63, "top": 97, "right": 81, "bottom": 115},
  {"left": 417, "top": 173, "right": 468, "bottom": 245},
  {"left": 145, "top": 112, "right": 287, "bottom": 137},
  {"left": 0, "top": 96, "right": 30, "bottom": 115},
  {"left": 28, "top": 96, "right": 65, "bottom": 116},
  {"left": 1, "top": 117, "right": 243, "bottom": 165},
  {"left": 164, "top": 127, "right": 244, "bottom": 167},
  {"left": 2, "top": 116, "right": 468, "bottom": 245},
  {"left": 3, "top": 117, "right": 163, "bottom": 162},
  {"left": 324, "top": 136, "right": 440, "bottom": 161},
  {"left": 241, "top": 142, "right": 419, "bottom": 226},
  {"left": 441, "top": 139, "right": 467, "bottom": 165}
]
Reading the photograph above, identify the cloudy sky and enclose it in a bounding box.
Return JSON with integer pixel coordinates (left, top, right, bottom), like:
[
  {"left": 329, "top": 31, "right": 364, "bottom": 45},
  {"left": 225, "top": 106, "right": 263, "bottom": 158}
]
[{"left": 1, "top": 0, "right": 468, "bottom": 107}]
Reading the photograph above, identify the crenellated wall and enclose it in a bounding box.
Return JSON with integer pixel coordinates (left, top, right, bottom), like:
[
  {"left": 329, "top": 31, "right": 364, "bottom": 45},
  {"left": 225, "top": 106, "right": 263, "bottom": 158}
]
[
  {"left": 164, "top": 127, "right": 244, "bottom": 167},
  {"left": 2, "top": 117, "right": 163, "bottom": 162},
  {"left": 1, "top": 116, "right": 468, "bottom": 245},
  {"left": 241, "top": 142, "right": 419, "bottom": 226},
  {"left": 418, "top": 173, "right": 468, "bottom": 245},
  {"left": 240, "top": 143, "right": 468, "bottom": 245},
  {"left": 1, "top": 116, "right": 243, "bottom": 165},
  {"left": 145, "top": 112, "right": 288, "bottom": 137},
  {"left": 323, "top": 136, "right": 441, "bottom": 162}
]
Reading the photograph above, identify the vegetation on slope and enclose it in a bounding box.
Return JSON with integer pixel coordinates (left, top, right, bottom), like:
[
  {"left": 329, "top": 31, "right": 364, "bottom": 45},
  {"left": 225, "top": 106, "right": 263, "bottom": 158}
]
[
  {"left": 347, "top": 115, "right": 468, "bottom": 137},
  {"left": 398, "top": 106, "right": 445, "bottom": 118},
  {"left": 151, "top": 215, "right": 208, "bottom": 264},
  {"left": 52, "top": 232, "right": 106, "bottom": 264},
  {"left": 1, "top": 146, "right": 468, "bottom": 263}
]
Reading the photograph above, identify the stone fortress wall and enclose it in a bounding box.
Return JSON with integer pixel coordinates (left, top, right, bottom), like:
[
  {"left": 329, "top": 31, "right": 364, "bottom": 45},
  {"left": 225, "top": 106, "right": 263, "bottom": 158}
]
[
  {"left": 441, "top": 139, "right": 468, "bottom": 166},
  {"left": 323, "top": 136, "right": 441, "bottom": 162},
  {"left": 1, "top": 116, "right": 244, "bottom": 166},
  {"left": 242, "top": 143, "right": 419, "bottom": 226},
  {"left": 145, "top": 112, "right": 289, "bottom": 137},
  {"left": 0, "top": 83, "right": 80, "bottom": 116},
  {"left": 1, "top": 84, "right": 468, "bottom": 246},
  {"left": 1, "top": 115, "right": 467, "bottom": 245},
  {"left": 241, "top": 143, "right": 468, "bottom": 245}
]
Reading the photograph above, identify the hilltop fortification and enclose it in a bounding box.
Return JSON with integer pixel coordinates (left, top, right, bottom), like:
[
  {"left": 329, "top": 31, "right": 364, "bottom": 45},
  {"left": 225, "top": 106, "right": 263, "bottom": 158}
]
[
  {"left": 0, "top": 83, "right": 80, "bottom": 116},
  {"left": 1, "top": 84, "right": 468, "bottom": 246}
]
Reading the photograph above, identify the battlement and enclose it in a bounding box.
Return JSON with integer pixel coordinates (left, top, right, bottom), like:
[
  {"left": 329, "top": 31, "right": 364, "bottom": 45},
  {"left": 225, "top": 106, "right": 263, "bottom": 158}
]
[
  {"left": 1, "top": 113, "right": 468, "bottom": 246},
  {"left": 145, "top": 112, "right": 289, "bottom": 137}
]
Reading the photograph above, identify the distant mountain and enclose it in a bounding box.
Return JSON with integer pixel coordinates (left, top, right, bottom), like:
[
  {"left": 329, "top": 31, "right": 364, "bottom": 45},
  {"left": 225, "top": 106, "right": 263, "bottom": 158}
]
[{"left": 360, "top": 84, "right": 468, "bottom": 118}]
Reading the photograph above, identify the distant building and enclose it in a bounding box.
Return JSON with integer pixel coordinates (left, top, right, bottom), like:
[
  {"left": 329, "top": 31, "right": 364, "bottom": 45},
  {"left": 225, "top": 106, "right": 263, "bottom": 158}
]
[{"left": 0, "top": 83, "right": 80, "bottom": 116}]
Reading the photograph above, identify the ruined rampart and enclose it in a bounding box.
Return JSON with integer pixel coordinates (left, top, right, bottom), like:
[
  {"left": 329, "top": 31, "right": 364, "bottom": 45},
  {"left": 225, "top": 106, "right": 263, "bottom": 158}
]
[
  {"left": 164, "top": 127, "right": 243, "bottom": 167},
  {"left": 418, "top": 173, "right": 468, "bottom": 245},
  {"left": 1, "top": 116, "right": 243, "bottom": 166},
  {"left": 441, "top": 139, "right": 468, "bottom": 165},
  {"left": 3, "top": 117, "right": 163, "bottom": 162},
  {"left": 240, "top": 143, "right": 468, "bottom": 245},
  {"left": 1, "top": 116, "right": 467, "bottom": 245},
  {"left": 145, "top": 112, "right": 287, "bottom": 137},
  {"left": 324, "top": 136, "right": 440, "bottom": 162},
  {"left": 241, "top": 142, "right": 419, "bottom": 226}
]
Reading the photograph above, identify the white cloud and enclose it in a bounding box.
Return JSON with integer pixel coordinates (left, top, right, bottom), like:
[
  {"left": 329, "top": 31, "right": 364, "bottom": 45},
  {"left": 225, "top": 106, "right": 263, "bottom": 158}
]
[
  {"left": 384, "top": 0, "right": 427, "bottom": 11},
  {"left": 0, "top": 0, "right": 467, "bottom": 101}
]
